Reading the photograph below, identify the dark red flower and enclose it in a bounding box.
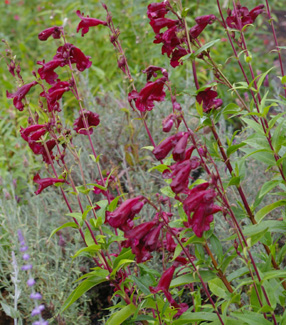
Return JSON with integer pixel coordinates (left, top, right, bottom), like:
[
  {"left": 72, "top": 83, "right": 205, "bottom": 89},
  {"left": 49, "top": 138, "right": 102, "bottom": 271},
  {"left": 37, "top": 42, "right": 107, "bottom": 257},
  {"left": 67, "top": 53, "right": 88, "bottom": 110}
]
[
  {"left": 38, "top": 26, "right": 63, "bottom": 41},
  {"left": 73, "top": 110, "right": 100, "bottom": 135},
  {"left": 6, "top": 81, "right": 38, "bottom": 111},
  {"left": 226, "top": 4, "right": 264, "bottom": 30},
  {"left": 189, "top": 15, "right": 216, "bottom": 39},
  {"left": 152, "top": 134, "right": 177, "bottom": 161},
  {"left": 76, "top": 10, "right": 107, "bottom": 37},
  {"left": 150, "top": 265, "right": 175, "bottom": 293},
  {"left": 128, "top": 77, "right": 166, "bottom": 112},
  {"left": 106, "top": 196, "right": 145, "bottom": 231},
  {"left": 142, "top": 65, "right": 168, "bottom": 81},
  {"left": 172, "top": 132, "right": 189, "bottom": 162},
  {"left": 37, "top": 59, "right": 62, "bottom": 85},
  {"left": 33, "top": 173, "right": 66, "bottom": 195},
  {"left": 70, "top": 46, "right": 92, "bottom": 71},
  {"left": 40, "top": 81, "right": 70, "bottom": 112},
  {"left": 162, "top": 115, "right": 174, "bottom": 133},
  {"left": 53, "top": 43, "right": 92, "bottom": 72},
  {"left": 170, "top": 47, "right": 188, "bottom": 68},
  {"left": 170, "top": 160, "right": 193, "bottom": 194},
  {"left": 41, "top": 139, "right": 57, "bottom": 164},
  {"left": 150, "top": 17, "right": 178, "bottom": 34},
  {"left": 182, "top": 182, "right": 222, "bottom": 237},
  {"left": 196, "top": 88, "right": 223, "bottom": 112},
  {"left": 147, "top": 2, "right": 170, "bottom": 19},
  {"left": 20, "top": 124, "right": 47, "bottom": 142}
]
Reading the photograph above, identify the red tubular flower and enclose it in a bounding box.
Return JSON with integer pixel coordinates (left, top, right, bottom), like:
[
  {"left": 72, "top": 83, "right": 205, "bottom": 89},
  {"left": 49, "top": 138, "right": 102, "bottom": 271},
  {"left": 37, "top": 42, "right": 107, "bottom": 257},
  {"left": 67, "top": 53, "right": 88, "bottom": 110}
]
[
  {"left": 40, "top": 81, "right": 70, "bottom": 112},
  {"left": 226, "top": 4, "right": 264, "bottom": 30},
  {"left": 20, "top": 124, "right": 47, "bottom": 142},
  {"left": 76, "top": 10, "right": 107, "bottom": 37},
  {"left": 147, "top": 2, "right": 170, "bottom": 19},
  {"left": 162, "top": 115, "right": 174, "bottom": 133},
  {"left": 53, "top": 43, "right": 92, "bottom": 72},
  {"left": 183, "top": 183, "right": 222, "bottom": 237},
  {"left": 150, "top": 265, "right": 175, "bottom": 293},
  {"left": 106, "top": 196, "right": 145, "bottom": 230},
  {"left": 33, "top": 174, "right": 66, "bottom": 195},
  {"left": 172, "top": 132, "right": 189, "bottom": 161},
  {"left": 70, "top": 46, "right": 92, "bottom": 71},
  {"left": 6, "top": 81, "right": 38, "bottom": 111},
  {"left": 37, "top": 59, "right": 62, "bottom": 85},
  {"left": 38, "top": 26, "right": 63, "bottom": 41},
  {"left": 195, "top": 15, "right": 216, "bottom": 25},
  {"left": 152, "top": 134, "right": 177, "bottom": 160},
  {"left": 73, "top": 110, "right": 100, "bottom": 135},
  {"left": 150, "top": 17, "right": 178, "bottom": 34},
  {"left": 128, "top": 77, "right": 166, "bottom": 112},
  {"left": 196, "top": 88, "right": 223, "bottom": 112},
  {"left": 170, "top": 160, "right": 192, "bottom": 194},
  {"left": 170, "top": 46, "right": 188, "bottom": 68},
  {"left": 142, "top": 65, "right": 168, "bottom": 81}
]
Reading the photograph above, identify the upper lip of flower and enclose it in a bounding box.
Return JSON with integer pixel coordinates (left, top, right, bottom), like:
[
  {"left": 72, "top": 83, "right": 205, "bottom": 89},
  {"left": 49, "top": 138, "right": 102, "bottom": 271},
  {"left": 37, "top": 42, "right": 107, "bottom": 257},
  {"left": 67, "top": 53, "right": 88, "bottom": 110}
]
[{"left": 76, "top": 10, "right": 107, "bottom": 37}]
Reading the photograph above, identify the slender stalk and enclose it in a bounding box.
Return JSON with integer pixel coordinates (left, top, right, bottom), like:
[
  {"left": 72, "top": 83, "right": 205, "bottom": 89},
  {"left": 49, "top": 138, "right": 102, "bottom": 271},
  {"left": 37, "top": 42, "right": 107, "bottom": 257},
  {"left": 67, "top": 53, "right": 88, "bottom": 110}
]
[{"left": 264, "top": 0, "right": 286, "bottom": 97}]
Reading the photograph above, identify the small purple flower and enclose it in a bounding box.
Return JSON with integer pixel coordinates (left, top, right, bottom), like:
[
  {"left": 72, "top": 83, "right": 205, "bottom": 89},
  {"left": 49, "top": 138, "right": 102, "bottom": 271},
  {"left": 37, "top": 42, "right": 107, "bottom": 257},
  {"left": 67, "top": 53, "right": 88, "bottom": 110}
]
[
  {"left": 30, "top": 293, "right": 43, "bottom": 300},
  {"left": 31, "top": 305, "right": 45, "bottom": 316},
  {"left": 22, "top": 253, "right": 30, "bottom": 261},
  {"left": 20, "top": 246, "right": 29, "bottom": 252},
  {"left": 27, "top": 278, "right": 36, "bottom": 287},
  {"left": 21, "top": 264, "right": 33, "bottom": 271}
]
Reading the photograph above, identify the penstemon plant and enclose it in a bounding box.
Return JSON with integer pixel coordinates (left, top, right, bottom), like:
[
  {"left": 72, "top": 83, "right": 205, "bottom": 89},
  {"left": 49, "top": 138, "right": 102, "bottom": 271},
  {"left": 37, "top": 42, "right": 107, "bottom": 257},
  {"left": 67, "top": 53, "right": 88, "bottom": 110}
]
[{"left": 4, "top": 0, "right": 286, "bottom": 324}]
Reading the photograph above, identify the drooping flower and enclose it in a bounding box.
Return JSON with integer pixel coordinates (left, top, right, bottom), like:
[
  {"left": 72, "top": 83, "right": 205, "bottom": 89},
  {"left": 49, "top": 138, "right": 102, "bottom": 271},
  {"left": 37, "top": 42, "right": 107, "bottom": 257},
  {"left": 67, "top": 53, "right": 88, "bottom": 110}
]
[
  {"left": 128, "top": 77, "right": 167, "bottom": 112},
  {"left": 150, "top": 265, "right": 175, "bottom": 293},
  {"left": 38, "top": 26, "right": 63, "bottom": 41},
  {"left": 172, "top": 132, "right": 189, "bottom": 162},
  {"left": 226, "top": 4, "right": 264, "bottom": 30},
  {"left": 170, "top": 160, "right": 193, "bottom": 194},
  {"left": 182, "top": 182, "right": 222, "bottom": 237},
  {"left": 40, "top": 81, "right": 70, "bottom": 112},
  {"left": 76, "top": 10, "right": 107, "bottom": 37},
  {"left": 189, "top": 15, "right": 216, "bottom": 39},
  {"left": 152, "top": 134, "right": 177, "bottom": 160},
  {"left": 147, "top": 2, "right": 170, "bottom": 19},
  {"left": 150, "top": 17, "right": 178, "bottom": 34},
  {"left": 33, "top": 174, "right": 66, "bottom": 195},
  {"left": 196, "top": 88, "right": 223, "bottom": 112},
  {"left": 73, "top": 110, "right": 100, "bottom": 135},
  {"left": 170, "top": 46, "right": 188, "bottom": 68},
  {"left": 6, "top": 81, "right": 38, "bottom": 111},
  {"left": 142, "top": 65, "right": 168, "bottom": 81},
  {"left": 20, "top": 124, "right": 47, "bottom": 143},
  {"left": 37, "top": 59, "right": 62, "bottom": 85},
  {"left": 106, "top": 196, "right": 146, "bottom": 231},
  {"left": 53, "top": 43, "right": 92, "bottom": 72}
]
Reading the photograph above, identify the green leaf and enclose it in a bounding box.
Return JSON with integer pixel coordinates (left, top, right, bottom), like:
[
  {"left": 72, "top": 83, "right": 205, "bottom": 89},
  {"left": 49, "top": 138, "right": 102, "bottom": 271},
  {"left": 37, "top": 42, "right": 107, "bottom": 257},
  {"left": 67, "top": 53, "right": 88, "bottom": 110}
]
[
  {"left": 160, "top": 186, "right": 175, "bottom": 198},
  {"left": 209, "top": 278, "right": 230, "bottom": 299},
  {"left": 231, "top": 311, "right": 272, "bottom": 325},
  {"left": 49, "top": 222, "right": 78, "bottom": 240},
  {"left": 241, "top": 117, "right": 264, "bottom": 135},
  {"left": 259, "top": 180, "right": 282, "bottom": 198},
  {"left": 61, "top": 277, "right": 107, "bottom": 313},
  {"left": 222, "top": 103, "right": 241, "bottom": 117},
  {"left": 195, "top": 100, "right": 203, "bottom": 117},
  {"left": 148, "top": 164, "right": 170, "bottom": 173},
  {"left": 106, "top": 304, "right": 137, "bottom": 325},
  {"left": 110, "top": 259, "right": 134, "bottom": 277},
  {"left": 170, "top": 270, "right": 216, "bottom": 288},
  {"left": 173, "top": 312, "right": 219, "bottom": 324},
  {"left": 255, "top": 200, "right": 286, "bottom": 223},
  {"left": 193, "top": 39, "right": 220, "bottom": 57},
  {"left": 129, "top": 275, "right": 152, "bottom": 295},
  {"left": 227, "top": 142, "right": 246, "bottom": 157},
  {"left": 141, "top": 146, "right": 154, "bottom": 151},
  {"left": 227, "top": 176, "right": 240, "bottom": 187},
  {"left": 112, "top": 249, "right": 135, "bottom": 273},
  {"left": 72, "top": 244, "right": 100, "bottom": 259}
]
